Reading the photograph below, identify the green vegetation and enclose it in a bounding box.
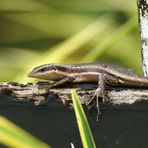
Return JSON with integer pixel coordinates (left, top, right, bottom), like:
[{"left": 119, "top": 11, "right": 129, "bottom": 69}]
[
  {"left": 0, "top": 116, "right": 49, "bottom": 148},
  {"left": 0, "top": 0, "right": 141, "bottom": 83},
  {"left": 71, "top": 89, "right": 96, "bottom": 148}
]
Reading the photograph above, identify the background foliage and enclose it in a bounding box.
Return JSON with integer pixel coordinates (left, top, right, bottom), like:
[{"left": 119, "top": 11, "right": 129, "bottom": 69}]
[{"left": 0, "top": 0, "right": 141, "bottom": 83}]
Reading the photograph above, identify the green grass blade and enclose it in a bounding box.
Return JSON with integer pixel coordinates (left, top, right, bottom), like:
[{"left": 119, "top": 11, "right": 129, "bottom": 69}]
[
  {"left": 0, "top": 116, "right": 50, "bottom": 148},
  {"left": 71, "top": 89, "right": 96, "bottom": 148}
]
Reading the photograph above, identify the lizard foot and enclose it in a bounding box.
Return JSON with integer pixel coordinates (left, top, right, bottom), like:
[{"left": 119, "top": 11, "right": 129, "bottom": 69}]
[{"left": 86, "top": 87, "right": 105, "bottom": 121}]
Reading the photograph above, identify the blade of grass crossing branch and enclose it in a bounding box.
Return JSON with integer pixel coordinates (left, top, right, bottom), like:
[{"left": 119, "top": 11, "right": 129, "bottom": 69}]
[
  {"left": 0, "top": 116, "right": 49, "bottom": 148},
  {"left": 71, "top": 90, "right": 96, "bottom": 148}
]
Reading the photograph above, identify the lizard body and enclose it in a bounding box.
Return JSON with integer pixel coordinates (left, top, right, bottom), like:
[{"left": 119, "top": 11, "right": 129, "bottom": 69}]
[
  {"left": 28, "top": 63, "right": 148, "bottom": 87},
  {"left": 28, "top": 63, "right": 148, "bottom": 119}
]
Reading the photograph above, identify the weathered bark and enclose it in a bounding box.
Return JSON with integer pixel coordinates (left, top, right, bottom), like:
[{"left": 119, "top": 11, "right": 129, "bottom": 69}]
[
  {"left": 137, "top": 0, "right": 148, "bottom": 76},
  {"left": 0, "top": 82, "right": 148, "bottom": 108}
]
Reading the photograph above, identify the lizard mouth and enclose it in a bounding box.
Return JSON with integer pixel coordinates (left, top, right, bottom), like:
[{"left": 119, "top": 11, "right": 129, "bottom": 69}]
[
  {"left": 27, "top": 71, "right": 50, "bottom": 79},
  {"left": 27, "top": 71, "right": 36, "bottom": 78}
]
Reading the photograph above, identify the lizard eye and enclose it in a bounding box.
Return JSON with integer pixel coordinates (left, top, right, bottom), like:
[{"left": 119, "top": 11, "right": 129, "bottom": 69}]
[{"left": 38, "top": 67, "right": 47, "bottom": 72}]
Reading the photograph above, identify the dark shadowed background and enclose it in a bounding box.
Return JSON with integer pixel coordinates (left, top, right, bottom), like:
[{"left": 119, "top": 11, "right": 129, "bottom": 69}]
[{"left": 0, "top": 95, "right": 148, "bottom": 148}]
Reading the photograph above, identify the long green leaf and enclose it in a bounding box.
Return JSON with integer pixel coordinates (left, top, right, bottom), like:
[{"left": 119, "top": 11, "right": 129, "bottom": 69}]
[
  {"left": 71, "top": 89, "right": 96, "bottom": 148},
  {"left": 0, "top": 116, "right": 49, "bottom": 148}
]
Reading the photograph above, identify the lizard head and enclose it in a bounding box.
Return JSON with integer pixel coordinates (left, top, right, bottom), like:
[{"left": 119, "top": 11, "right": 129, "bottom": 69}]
[{"left": 28, "top": 64, "right": 67, "bottom": 81}]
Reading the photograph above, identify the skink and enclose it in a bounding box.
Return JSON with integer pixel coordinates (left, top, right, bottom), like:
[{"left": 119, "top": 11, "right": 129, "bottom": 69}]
[
  {"left": 28, "top": 63, "right": 148, "bottom": 87},
  {"left": 28, "top": 63, "right": 148, "bottom": 118}
]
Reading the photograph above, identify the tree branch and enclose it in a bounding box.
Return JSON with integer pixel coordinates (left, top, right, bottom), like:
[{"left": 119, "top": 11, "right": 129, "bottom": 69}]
[{"left": 0, "top": 82, "right": 148, "bottom": 108}]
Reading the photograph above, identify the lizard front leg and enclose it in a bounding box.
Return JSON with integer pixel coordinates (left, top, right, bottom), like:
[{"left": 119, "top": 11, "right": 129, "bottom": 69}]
[
  {"left": 49, "top": 76, "right": 75, "bottom": 88},
  {"left": 38, "top": 76, "right": 75, "bottom": 105}
]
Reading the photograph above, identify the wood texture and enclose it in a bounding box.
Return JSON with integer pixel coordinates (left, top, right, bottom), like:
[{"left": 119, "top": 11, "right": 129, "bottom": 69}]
[
  {"left": 137, "top": 0, "right": 148, "bottom": 76},
  {"left": 0, "top": 82, "right": 148, "bottom": 108}
]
